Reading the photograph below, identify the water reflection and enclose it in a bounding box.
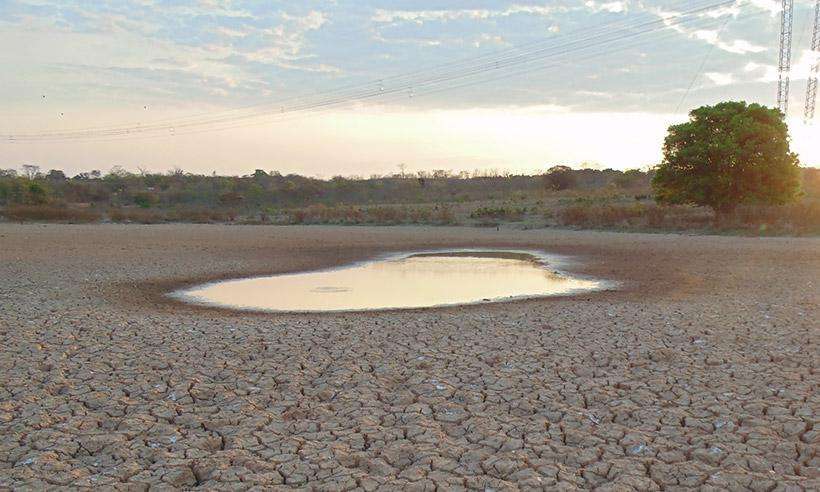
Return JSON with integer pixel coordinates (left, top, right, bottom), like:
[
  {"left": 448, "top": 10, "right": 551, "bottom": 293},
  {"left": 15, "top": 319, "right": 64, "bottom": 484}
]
[{"left": 173, "top": 250, "right": 604, "bottom": 312}]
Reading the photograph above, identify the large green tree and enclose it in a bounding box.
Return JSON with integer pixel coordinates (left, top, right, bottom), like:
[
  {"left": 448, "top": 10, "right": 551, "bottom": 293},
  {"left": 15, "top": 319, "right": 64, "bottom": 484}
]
[{"left": 653, "top": 101, "right": 801, "bottom": 214}]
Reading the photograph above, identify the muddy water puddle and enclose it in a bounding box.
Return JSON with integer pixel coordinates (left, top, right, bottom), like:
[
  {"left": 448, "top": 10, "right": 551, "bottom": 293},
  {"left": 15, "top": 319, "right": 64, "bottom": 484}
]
[{"left": 172, "top": 250, "right": 606, "bottom": 312}]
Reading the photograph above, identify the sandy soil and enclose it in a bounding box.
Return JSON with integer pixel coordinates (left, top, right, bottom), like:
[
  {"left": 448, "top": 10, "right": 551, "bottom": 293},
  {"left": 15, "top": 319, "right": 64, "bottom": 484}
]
[{"left": 0, "top": 224, "right": 817, "bottom": 491}]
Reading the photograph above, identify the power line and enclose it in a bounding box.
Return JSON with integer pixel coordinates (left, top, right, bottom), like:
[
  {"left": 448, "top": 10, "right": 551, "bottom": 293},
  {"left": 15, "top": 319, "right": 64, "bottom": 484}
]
[
  {"left": 169, "top": 14, "right": 767, "bottom": 142},
  {"left": 2, "top": 0, "right": 741, "bottom": 142},
  {"left": 32, "top": 15, "right": 751, "bottom": 146},
  {"left": 14, "top": 0, "right": 727, "bottom": 137},
  {"left": 4, "top": 0, "right": 737, "bottom": 141},
  {"left": 675, "top": 7, "right": 736, "bottom": 114},
  {"left": 5, "top": 2, "right": 695, "bottom": 138},
  {"left": 186, "top": 6, "right": 769, "bottom": 138},
  {"left": 138, "top": 14, "right": 746, "bottom": 141}
]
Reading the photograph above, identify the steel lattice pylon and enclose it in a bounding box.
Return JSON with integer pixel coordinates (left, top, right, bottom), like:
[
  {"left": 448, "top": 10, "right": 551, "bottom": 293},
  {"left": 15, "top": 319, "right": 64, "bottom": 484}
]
[
  {"left": 804, "top": 0, "right": 819, "bottom": 122},
  {"left": 777, "top": 0, "right": 795, "bottom": 114}
]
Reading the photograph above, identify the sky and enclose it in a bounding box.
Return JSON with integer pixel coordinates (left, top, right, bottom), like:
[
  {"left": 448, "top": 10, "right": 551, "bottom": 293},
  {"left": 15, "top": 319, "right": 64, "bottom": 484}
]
[{"left": 0, "top": 0, "right": 818, "bottom": 177}]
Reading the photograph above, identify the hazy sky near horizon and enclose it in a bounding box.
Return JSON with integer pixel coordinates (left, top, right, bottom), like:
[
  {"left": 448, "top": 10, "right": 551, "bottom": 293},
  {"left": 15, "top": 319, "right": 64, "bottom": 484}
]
[{"left": 1, "top": 0, "right": 818, "bottom": 177}]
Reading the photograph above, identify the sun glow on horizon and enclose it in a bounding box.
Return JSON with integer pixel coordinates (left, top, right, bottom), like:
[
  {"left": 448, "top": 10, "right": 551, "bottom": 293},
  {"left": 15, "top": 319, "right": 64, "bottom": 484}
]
[{"left": 1, "top": 105, "right": 817, "bottom": 178}]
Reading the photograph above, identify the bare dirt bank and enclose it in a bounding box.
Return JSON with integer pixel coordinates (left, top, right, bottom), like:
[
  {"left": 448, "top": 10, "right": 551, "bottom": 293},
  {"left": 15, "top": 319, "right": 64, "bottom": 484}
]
[{"left": 0, "top": 224, "right": 817, "bottom": 490}]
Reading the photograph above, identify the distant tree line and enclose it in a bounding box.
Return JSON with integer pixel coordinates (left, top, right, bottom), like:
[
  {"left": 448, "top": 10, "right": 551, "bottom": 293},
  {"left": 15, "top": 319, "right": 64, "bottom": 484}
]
[
  {"left": 2, "top": 102, "right": 815, "bottom": 232},
  {"left": 0, "top": 164, "right": 661, "bottom": 212}
]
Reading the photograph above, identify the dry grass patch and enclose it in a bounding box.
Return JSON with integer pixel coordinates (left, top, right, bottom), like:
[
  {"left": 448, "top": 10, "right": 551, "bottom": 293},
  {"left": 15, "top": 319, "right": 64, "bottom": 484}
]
[
  {"left": 286, "top": 203, "right": 455, "bottom": 225},
  {"left": 555, "top": 200, "right": 820, "bottom": 235},
  {"left": 1, "top": 205, "right": 102, "bottom": 223}
]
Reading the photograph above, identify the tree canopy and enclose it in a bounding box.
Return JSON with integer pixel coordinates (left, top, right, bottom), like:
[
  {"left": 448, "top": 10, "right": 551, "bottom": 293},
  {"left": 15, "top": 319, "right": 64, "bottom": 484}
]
[
  {"left": 653, "top": 101, "right": 801, "bottom": 214},
  {"left": 542, "top": 165, "right": 577, "bottom": 191}
]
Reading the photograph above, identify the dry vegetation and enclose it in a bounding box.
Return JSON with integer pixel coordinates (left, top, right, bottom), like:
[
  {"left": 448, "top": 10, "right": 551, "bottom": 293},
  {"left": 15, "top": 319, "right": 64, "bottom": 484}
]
[
  {"left": 1, "top": 166, "right": 818, "bottom": 235},
  {"left": 107, "top": 207, "right": 238, "bottom": 224},
  {"left": 4, "top": 197, "right": 818, "bottom": 235},
  {"left": 281, "top": 203, "right": 456, "bottom": 226},
  {"left": 552, "top": 200, "right": 820, "bottom": 235},
  {"left": 1, "top": 204, "right": 102, "bottom": 223}
]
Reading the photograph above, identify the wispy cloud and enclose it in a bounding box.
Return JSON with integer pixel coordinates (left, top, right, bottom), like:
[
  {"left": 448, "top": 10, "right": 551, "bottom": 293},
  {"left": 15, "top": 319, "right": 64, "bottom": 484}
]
[
  {"left": 745, "top": 49, "right": 820, "bottom": 82},
  {"left": 651, "top": 5, "right": 767, "bottom": 54},
  {"left": 584, "top": 1, "right": 629, "bottom": 14},
  {"left": 0, "top": 0, "right": 812, "bottom": 114},
  {"left": 239, "top": 11, "right": 331, "bottom": 66},
  {"left": 372, "top": 5, "right": 563, "bottom": 24},
  {"left": 704, "top": 72, "right": 735, "bottom": 86}
]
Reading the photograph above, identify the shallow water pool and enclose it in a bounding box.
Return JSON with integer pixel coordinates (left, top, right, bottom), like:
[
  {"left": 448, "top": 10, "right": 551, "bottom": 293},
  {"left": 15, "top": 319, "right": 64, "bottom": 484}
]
[{"left": 172, "top": 250, "right": 605, "bottom": 312}]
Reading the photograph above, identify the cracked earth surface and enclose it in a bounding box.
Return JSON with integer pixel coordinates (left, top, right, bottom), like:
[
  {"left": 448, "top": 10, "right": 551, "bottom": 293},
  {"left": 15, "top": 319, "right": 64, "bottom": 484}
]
[{"left": 0, "top": 224, "right": 817, "bottom": 491}]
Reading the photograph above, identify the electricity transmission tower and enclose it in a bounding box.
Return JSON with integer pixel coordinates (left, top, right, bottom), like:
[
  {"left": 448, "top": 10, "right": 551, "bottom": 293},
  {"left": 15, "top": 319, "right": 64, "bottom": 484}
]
[
  {"left": 804, "top": 0, "right": 819, "bottom": 122},
  {"left": 777, "top": 0, "right": 795, "bottom": 114}
]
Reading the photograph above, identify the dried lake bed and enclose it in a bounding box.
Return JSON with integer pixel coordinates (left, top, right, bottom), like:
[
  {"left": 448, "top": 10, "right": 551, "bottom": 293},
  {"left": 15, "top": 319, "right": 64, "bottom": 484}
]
[{"left": 0, "top": 224, "right": 817, "bottom": 490}]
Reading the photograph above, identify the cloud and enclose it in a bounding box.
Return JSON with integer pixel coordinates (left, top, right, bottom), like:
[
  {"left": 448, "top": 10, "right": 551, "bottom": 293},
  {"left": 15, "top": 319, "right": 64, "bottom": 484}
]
[
  {"left": 704, "top": 72, "right": 735, "bottom": 86},
  {"left": 584, "top": 1, "right": 629, "bottom": 14},
  {"left": 703, "top": 4, "right": 742, "bottom": 18},
  {"left": 214, "top": 26, "right": 248, "bottom": 39},
  {"left": 651, "top": 6, "right": 767, "bottom": 54},
  {"left": 369, "top": 4, "right": 564, "bottom": 50},
  {"left": 473, "top": 34, "right": 508, "bottom": 48},
  {"left": 744, "top": 61, "right": 779, "bottom": 82},
  {"left": 0, "top": 0, "right": 811, "bottom": 118},
  {"left": 504, "top": 5, "right": 563, "bottom": 17},
  {"left": 744, "top": 50, "right": 819, "bottom": 82},
  {"left": 745, "top": 0, "right": 782, "bottom": 16},
  {"left": 576, "top": 90, "right": 614, "bottom": 98},
  {"left": 691, "top": 29, "right": 767, "bottom": 54},
  {"left": 371, "top": 5, "right": 560, "bottom": 24},
  {"left": 241, "top": 11, "right": 330, "bottom": 66},
  {"left": 0, "top": 1, "right": 341, "bottom": 107},
  {"left": 283, "top": 10, "right": 327, "bottom": 31}
]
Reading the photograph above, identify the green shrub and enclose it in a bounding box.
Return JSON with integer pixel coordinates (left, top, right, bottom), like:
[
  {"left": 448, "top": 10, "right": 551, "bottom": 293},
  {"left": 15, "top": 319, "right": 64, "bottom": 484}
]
[
  {"left": 132, "top": 192, "right": 157, "bottom": 209},
  {"left": 26, "top": 182, "right": 49, "bottom": 205},
  {"left": 470, "top": 206, "right": 525, "bottom": 221}
]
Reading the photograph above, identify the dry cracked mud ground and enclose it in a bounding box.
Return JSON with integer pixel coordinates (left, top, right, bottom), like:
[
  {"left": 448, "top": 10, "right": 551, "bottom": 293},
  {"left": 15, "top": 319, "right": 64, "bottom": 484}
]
[{"left": 0, "top": 224, "right": 817, "bottom": 491}]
